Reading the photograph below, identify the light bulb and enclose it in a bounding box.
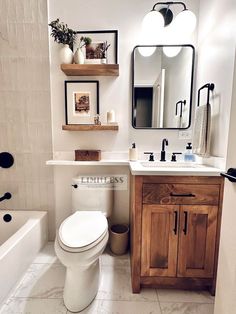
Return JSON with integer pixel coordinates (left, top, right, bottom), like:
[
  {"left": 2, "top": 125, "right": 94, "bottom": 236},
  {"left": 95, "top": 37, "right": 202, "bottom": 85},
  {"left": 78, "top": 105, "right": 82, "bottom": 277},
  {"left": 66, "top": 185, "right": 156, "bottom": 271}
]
[
  {"left": 138, "top": 46, "right": 156, "bottom": 57},
  {"left": 138, "top": 29, "right": 157, "bottom": 57},
  {"left": 172, "top": 9, "right": 197, "bottom": 35},
  {"left": 163, "top": 46, "right": 182, "bottom": 58},
  {"left": 142, "top": 10, "right": 165, "bottom": 34}
]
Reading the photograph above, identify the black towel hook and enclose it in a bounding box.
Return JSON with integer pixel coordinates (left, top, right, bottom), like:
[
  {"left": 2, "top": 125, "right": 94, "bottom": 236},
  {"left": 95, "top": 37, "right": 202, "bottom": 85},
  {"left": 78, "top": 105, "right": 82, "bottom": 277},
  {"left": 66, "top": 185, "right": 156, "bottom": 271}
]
[{"left": 197, "top": 83, "right": 215, "bottom": 107}]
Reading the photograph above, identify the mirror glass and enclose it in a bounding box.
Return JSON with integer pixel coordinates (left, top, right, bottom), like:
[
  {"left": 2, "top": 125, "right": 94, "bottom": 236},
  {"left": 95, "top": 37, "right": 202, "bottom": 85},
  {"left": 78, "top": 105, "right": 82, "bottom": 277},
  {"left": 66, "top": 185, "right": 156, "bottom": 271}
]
[{"left": 132, "top": 45, "right": 195, "bottom": 129}]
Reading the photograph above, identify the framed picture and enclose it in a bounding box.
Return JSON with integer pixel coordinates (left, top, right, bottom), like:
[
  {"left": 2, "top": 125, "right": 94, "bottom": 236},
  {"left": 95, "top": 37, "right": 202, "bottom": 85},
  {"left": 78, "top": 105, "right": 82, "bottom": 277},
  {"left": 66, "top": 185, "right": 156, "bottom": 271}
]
[
  {"left": 74, "top": 30, "right": 118, "bottom": 64},
  {"left": 65, "top": 81, "right": 99, "bottom": 125}
]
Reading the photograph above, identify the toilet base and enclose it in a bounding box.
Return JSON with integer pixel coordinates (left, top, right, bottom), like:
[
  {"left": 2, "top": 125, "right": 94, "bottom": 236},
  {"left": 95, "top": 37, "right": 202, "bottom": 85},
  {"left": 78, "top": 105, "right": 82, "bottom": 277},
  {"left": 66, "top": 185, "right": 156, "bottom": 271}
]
[{"left": 64, "top": 260, "right": 100, "bottom": 312}]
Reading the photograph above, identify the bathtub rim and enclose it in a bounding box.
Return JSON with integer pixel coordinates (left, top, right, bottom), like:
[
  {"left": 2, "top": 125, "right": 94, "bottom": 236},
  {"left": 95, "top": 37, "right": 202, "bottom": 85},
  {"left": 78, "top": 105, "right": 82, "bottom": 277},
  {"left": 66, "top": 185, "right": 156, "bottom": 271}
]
[{"left": 0, "top": 210, "right": 48, "bottom": 260}]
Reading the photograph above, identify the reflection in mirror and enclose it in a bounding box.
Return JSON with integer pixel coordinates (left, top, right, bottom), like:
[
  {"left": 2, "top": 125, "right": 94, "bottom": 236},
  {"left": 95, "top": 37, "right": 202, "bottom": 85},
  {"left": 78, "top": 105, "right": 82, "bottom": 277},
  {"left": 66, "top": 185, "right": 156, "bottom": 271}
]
[{"left": 132, "top": 45, "right": 195, "bottom": 129}]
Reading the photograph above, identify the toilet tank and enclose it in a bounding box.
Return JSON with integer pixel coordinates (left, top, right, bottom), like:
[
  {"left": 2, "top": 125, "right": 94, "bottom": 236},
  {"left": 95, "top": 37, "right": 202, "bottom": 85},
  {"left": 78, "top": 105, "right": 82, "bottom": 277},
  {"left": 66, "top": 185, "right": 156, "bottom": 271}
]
[{"left": 72, "top": 176, "right": 114, "bottom": 217}]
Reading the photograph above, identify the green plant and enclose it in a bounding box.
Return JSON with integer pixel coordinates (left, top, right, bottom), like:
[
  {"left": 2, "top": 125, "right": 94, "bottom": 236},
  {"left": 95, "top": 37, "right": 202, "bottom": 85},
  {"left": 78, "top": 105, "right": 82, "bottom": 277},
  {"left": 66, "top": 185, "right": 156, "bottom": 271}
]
[
  {"left": 79, "top": 36, "right": 92, "bottom": 48},
  {"left": 48, "top": 18, "right": 76, "bottom": 47}
]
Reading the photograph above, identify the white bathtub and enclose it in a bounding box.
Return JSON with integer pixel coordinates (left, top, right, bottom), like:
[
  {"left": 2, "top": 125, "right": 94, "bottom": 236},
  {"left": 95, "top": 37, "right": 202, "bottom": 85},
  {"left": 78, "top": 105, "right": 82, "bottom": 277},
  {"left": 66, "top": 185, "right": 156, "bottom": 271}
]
[{"left": 0, "top": 210, "right": 48, "bottom": 304}]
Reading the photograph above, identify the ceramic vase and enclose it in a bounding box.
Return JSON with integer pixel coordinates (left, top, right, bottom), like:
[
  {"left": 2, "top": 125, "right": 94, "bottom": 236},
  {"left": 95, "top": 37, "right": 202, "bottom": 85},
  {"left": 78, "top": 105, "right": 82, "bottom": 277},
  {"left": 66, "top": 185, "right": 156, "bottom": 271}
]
[
  {"left": 60, "top": 44, "right": 73, "bottom": 64},
  {"left": 101, "top": 58, "right": 107, "bottom": 64},
  {"left": 74, "top": 48, "right": 85, "bottom": 64}
]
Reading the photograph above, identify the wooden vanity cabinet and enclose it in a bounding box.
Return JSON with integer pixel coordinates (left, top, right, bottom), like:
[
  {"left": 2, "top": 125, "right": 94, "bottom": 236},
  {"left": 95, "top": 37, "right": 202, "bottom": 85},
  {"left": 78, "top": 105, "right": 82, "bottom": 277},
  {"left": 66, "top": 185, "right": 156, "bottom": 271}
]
[{"left": 130, "top": 176, "right": 224, "bottom": 295}]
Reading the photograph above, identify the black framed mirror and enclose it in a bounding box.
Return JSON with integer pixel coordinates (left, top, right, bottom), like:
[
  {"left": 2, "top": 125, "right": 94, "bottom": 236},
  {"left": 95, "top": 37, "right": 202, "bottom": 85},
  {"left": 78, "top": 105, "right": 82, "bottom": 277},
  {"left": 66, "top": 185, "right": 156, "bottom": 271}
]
[{"left": 132, "top": 44, "right": 195, "bottom": 129}]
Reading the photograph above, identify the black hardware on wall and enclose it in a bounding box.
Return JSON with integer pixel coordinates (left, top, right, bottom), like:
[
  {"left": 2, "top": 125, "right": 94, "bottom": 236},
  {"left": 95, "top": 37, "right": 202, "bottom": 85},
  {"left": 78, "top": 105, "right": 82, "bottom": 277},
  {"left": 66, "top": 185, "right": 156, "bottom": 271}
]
[
  {"left": 0, "top": 152, "right": 14, "bottom": 168},
  {"left": 175, "top": 100, "right": 186, "bottom": 117},
  {"left": 221, "top": 168, "right": 236, "bottom": 182},
  {"left": 197, "top": 83, "right": 215, "bottom": 107},
  {"left": 0, "top": 192, "right": 12, "bottom": 202}
]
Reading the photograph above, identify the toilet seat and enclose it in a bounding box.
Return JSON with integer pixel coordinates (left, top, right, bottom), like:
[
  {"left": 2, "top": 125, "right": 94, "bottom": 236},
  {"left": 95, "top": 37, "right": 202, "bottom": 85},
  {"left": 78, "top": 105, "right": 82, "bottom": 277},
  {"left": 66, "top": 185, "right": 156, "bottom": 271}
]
[{"left": 58, "top": 211, "right": 108, "bottom": 253}]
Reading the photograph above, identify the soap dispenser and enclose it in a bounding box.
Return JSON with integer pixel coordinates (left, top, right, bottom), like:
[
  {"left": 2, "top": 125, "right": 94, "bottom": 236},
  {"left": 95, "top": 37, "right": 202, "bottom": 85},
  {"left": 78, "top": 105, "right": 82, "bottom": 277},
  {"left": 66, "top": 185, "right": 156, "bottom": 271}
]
[
  {"left": 129, "top": 143, "right": 138, "bottom": 161},
  {"left": 184, "top": 142, "right": 196, "bottom": 162}
]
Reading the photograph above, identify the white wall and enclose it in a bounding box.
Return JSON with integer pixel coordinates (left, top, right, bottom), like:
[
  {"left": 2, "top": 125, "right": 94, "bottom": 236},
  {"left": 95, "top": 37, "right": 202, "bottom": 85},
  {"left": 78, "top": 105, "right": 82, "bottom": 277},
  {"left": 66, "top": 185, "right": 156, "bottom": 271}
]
[
  {"left": 196, "top": 0, "right": 236, "bottom": 313},
  {"left": 0, "top": 0, "right": 55, "bottom": 239},
  {"left": 48, "top": 0, "right": 199, "bottom": 234},
  {"left": 214, "top": 53, "right": 236, "bottom": 314},
  {"left": 196, "top": 0, "right": 235, "bottom": 158}
]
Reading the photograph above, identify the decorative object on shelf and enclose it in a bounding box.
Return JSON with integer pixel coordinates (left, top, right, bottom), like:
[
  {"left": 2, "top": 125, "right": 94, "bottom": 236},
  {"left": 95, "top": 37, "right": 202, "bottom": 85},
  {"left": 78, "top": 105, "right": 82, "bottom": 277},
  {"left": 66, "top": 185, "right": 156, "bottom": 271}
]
[
  {"left": 100, "top": 41, "right": 111, "bottom": 64},
  {"left": 74, "top": 37, "right": 92, "bottom": 64},
  {"left": 75, "top": 149, "right": 101, "bottom": 161},
  {"left": 107, "top": 110, "right": 116, "bottom": 124},
  {"left": 94, "top": 114, "right": 101, "bottom": 125},
  {"left": 65, "top": 80, "right": 99, "bottom": 125},
  {"left": 74, "top": 30, "right": 118, "bottom": 64},
  {"left": 48, "top": 18, "right": 76, "bottom": 64},
  {"left": 59, "top": 44, "right": 74, "bottom": 64}
]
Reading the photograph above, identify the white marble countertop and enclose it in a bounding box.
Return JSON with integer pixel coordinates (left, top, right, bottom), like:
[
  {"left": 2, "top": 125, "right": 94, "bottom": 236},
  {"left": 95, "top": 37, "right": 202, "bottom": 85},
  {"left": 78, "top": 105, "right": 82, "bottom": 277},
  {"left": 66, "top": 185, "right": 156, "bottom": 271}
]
[
  {"left": 46, "top": 159, "right": 224, "bottom": 176},
  {"left": 46, "top": 159, "right": 129, "bottom": 166},
  {"left": 129, "top": 161, "right": 224, "bottom": 176}
]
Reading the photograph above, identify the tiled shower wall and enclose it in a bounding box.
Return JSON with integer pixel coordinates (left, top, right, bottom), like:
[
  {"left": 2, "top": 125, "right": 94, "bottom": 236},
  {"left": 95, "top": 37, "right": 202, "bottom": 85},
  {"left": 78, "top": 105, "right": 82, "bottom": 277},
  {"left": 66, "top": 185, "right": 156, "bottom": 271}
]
[{"left": 0, "top": 0, "right": 55, "bottom": 239}]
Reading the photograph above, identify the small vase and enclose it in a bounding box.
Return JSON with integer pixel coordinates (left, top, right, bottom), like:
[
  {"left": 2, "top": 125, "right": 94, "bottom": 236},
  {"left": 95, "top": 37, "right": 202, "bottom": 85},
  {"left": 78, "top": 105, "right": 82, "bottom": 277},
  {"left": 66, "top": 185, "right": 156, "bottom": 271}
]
[
  {"left": 101, "top": 58, "right": 107, "bottom": 64},
  {"left": 59, "top": 44, "right": 73, "bottom": 64},
  {"left": 74, "top": 48, "right": 85, "bottom": 64},
  {"left": 60, "top": 44, "right": 73, "bottom": 64}
]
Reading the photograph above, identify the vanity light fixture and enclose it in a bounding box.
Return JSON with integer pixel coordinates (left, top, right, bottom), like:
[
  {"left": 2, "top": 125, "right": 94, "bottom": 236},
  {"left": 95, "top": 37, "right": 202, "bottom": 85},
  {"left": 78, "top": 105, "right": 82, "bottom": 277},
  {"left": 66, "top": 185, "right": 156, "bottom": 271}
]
[{"left": 142, "top": 2, "right": 196, "bottom": 39}]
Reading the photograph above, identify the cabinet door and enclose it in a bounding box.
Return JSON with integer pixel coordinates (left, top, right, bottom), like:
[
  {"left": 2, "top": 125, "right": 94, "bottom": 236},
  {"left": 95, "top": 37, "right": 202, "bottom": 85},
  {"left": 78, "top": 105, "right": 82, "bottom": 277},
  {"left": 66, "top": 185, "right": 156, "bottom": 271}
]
[
  {"left": 141, "top": 205, "right": 179, "bottom": 277},
  {"left": 178, "top": 205, "right": 218, "bottom": 278}
]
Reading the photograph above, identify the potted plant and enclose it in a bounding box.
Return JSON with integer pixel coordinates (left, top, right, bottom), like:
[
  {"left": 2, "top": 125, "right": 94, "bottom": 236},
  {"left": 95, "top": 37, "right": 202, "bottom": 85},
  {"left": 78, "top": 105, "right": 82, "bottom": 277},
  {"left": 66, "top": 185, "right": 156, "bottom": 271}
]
[
  {"left": 100, "top": 41, "right": 111, "bottom": 64},
  {"left": 74, "top": 37, "right": 92, "bottom": 64},
  {"left": 48, "top": 18, "right": 76, "bottom": 64}
]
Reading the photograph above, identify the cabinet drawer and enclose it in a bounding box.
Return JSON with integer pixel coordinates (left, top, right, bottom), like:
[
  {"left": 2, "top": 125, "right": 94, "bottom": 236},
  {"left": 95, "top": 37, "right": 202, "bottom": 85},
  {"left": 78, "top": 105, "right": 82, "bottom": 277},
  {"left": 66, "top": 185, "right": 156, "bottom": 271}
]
[{"left": 143, "top": 184, "right": 220, "bottom": 205}]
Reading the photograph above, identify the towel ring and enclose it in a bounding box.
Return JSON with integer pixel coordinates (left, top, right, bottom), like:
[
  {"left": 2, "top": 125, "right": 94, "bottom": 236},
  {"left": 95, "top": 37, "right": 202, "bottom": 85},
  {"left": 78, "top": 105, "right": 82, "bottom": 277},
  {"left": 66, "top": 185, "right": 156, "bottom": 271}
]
[{"left": 197, "top": 83, "right": 215, "bottom": 107}]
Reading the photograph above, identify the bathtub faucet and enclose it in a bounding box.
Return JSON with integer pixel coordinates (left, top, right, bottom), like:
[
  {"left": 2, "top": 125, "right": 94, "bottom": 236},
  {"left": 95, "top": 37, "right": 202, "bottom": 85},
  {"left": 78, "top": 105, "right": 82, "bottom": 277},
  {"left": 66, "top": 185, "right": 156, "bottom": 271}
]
[{"left": 0, "top": 192, "right": 12, "bottom": 202}]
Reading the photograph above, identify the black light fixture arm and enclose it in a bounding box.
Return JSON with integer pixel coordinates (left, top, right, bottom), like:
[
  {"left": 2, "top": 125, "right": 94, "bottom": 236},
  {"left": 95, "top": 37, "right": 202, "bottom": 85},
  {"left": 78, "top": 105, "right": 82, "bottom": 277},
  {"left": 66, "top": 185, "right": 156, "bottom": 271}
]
[{"left": 152, "top": 1, "right": 187, "bottom": 11}]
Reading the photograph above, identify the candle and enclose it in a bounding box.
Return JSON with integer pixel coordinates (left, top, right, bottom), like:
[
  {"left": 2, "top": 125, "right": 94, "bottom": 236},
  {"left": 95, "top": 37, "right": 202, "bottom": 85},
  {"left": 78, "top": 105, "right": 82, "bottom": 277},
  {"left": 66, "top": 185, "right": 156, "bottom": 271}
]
[{"left": 107, "top": 110, "right": 116, "bottom": 124}]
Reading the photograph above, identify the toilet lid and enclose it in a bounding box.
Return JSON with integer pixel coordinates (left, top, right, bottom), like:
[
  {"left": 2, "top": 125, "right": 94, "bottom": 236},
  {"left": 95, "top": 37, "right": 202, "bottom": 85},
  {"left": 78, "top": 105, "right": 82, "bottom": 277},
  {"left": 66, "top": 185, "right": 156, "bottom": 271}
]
[{"left": 59, "top": 211, "right": 108, "bottom": 250}]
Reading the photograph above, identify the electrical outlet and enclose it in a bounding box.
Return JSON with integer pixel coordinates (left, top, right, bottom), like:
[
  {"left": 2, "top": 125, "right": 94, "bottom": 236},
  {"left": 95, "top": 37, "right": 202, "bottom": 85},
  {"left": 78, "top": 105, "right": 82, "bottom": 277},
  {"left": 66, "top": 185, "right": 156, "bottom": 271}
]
[{"left": 178, "top": 130, "right": 192, "bottom": 139}]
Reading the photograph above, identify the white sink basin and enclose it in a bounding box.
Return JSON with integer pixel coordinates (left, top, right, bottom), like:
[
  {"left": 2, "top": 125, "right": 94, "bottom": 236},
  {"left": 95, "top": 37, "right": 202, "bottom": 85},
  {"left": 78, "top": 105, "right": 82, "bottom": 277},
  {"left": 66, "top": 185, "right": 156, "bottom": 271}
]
[{"left": 140, "top": 161, "right": 205, "bottom": 168}]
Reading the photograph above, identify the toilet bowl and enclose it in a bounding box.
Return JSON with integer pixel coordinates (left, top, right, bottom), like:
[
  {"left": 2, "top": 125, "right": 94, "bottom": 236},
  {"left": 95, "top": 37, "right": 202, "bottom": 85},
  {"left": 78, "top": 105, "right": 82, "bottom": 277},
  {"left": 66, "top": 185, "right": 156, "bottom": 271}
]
[
  {"left": 55, "top": 211, "right": 109, "bottom": 312},
  {"left": 55, "top": 177, "right": 113, "bottom": 312}
]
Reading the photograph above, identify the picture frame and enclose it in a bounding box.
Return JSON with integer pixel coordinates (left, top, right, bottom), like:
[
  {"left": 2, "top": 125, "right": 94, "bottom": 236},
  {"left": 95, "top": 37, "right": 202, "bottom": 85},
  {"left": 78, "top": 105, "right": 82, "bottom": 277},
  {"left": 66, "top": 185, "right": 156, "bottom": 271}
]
[
  {"left": 74, "top": 30, "right": 118, "bottom": 64},
  {"left": 65, "top": 80, "right": 99, "bottom": 125}
]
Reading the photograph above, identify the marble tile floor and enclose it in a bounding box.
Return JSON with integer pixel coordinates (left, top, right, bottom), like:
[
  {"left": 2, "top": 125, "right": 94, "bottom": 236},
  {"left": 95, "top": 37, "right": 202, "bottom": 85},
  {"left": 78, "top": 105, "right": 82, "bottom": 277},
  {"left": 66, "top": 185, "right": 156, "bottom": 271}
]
[{"left": 0, "top": 242, "right": 215, "bottom": 314}]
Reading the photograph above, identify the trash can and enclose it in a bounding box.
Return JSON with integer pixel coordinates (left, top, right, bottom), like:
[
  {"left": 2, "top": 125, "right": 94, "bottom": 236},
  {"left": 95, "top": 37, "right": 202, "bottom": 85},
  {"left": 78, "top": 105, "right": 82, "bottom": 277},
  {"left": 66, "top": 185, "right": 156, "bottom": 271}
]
[{"left": 109, "top": 224, "right": 129, "bottom": 255}]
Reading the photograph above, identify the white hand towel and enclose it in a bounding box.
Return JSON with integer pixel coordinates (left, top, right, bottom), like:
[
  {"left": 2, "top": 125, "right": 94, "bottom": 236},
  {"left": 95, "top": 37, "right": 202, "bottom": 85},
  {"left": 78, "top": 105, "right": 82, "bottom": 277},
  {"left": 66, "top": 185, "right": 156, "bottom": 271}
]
[{"left": 192, "top": 104, "right": 211, "bottom": 157}]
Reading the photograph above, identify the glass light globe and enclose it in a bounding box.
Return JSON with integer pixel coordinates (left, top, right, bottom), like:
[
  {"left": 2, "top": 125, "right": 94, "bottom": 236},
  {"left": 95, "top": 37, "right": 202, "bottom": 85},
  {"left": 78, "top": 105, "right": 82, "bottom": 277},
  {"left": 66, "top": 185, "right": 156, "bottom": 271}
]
[
  {"left": 163, "top": 46, "right": 182, "bottom": 58},
  {"left": 138, "top": 46, "right": 156, "bottom": 57},
  {"left": 142, "top": 10, "right": 165, "bottom": 34},
  {"left": 173, "top": 9, "right": 197, "bottom": 35},
  {"left": 138, "top": 28, "right": 157, "bottom": 57}
]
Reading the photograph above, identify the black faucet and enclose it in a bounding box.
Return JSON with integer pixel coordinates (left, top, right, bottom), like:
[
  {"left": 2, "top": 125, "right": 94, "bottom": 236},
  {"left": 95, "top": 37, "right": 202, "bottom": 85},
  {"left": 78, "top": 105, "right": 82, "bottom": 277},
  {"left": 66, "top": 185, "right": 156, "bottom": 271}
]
[{"left": 160, "top": 138, "right": 168, "bottom": 161}]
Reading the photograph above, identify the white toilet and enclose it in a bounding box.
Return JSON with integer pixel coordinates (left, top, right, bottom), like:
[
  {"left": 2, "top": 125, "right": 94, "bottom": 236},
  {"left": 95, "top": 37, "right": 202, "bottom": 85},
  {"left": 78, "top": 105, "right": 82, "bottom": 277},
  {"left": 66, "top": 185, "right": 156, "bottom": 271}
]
[{"left": 55, "top": 176, "right": 113, "bottom": 312}]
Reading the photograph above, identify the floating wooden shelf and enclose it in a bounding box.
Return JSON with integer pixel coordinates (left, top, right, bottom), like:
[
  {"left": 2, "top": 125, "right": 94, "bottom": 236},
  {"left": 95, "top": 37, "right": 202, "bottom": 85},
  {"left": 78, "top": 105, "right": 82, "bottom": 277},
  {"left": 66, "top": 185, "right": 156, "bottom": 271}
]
[
  {"left": 62, "top": 124, "right": 119, "bottom": 131},
  {"left": 61, "top": 64, "right": 119, "bottom": 76}
]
